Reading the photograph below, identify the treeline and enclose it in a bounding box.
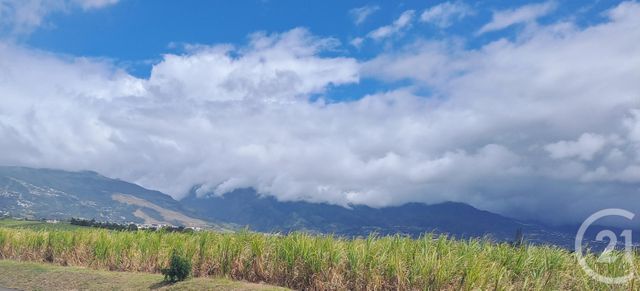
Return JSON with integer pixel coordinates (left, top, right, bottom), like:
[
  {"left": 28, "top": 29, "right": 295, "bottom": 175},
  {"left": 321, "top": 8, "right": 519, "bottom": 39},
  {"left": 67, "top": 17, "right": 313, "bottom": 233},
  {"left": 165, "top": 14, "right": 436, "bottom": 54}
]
[
  {"left": 69, "top": 218, "right": 193, "bottom": 232},
  {"left": 69, "top": 218, "right": 138, "bottom": 231}
]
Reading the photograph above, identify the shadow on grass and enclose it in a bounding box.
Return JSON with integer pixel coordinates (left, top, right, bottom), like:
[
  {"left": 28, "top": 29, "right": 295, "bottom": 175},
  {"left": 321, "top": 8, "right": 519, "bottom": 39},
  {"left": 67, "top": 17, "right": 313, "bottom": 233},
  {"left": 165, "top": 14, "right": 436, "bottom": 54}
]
[{"left": 149, "top": 281, "right": 174, "bottom": 289}]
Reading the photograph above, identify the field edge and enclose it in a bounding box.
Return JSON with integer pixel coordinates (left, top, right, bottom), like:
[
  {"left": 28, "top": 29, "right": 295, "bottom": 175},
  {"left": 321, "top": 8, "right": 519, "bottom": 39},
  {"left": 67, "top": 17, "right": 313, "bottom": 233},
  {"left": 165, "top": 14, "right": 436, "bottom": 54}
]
[{"left": 0, "top": 259, "right": 288, "bottom": 291}]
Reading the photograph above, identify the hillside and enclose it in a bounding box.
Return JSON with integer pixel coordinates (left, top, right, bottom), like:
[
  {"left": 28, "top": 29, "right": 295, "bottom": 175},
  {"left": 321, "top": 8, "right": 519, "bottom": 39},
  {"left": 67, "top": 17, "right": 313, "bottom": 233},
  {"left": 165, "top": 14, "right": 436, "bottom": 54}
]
[
  {"left": 181, "top": 188, "right": 575, "bottom": 246},
  {"left": 1, "top": 166, "right": 578, "bottom": 246},
  {"left": 0, "top": 166, "right": 225, "bottom": 230}
]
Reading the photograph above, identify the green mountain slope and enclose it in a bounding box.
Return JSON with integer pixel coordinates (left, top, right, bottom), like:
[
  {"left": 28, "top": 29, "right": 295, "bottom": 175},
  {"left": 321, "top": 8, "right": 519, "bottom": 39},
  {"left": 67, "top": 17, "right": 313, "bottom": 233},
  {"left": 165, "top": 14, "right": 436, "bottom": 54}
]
[
  {"left": 181, "top": 188, "right": 576, "bottom": 247},
  {"left": 0, "top": 166, "right": 225, "bottom": 230}
]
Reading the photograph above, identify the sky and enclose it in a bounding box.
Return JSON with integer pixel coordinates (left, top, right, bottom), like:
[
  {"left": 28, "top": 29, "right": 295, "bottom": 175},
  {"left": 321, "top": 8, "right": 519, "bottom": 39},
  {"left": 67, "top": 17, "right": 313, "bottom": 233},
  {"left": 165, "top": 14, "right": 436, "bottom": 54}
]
[{"left": 0, "top": 0, "right": 639, "bottom": 225}]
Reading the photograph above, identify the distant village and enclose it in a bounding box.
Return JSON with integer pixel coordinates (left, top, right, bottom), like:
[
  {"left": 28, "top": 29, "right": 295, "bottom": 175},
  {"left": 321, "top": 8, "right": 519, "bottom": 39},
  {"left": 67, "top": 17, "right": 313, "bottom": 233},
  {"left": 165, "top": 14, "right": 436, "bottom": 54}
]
[
  {"left": 69, "top": 217, "right": 203, "bottom": 232},
  {"left": 0, "top": 212, "right": 202, "bottom": 232}
]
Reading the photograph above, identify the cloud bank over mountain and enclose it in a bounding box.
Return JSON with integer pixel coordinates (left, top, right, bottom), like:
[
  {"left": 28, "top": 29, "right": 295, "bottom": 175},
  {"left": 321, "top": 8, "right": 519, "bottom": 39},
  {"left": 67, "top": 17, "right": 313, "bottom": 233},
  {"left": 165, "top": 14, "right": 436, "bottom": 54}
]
[{"left": 0, "top": 1, "right": 639, "bottom": 224}]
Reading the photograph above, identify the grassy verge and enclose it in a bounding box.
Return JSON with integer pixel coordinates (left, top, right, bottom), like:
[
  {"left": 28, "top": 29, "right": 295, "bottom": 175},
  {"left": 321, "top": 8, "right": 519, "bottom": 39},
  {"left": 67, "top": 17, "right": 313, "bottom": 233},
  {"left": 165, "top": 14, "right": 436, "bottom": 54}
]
[
  {"left": 0, "top": 260, "right": 287, "bottom": 291},
  {"left": 0, "top": 226, "right": 636, "bottom": 290},
  {"left": 0, "top": 219, "right": 84, "bottom": 231}
]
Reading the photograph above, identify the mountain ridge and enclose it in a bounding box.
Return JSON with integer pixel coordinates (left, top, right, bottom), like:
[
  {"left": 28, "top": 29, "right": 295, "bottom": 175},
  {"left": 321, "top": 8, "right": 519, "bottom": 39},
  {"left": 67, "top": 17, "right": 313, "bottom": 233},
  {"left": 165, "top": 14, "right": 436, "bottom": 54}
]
[
  {"left": 1, "top": 166, "right": 577, "bottom": 247},
  {"left": 0, "top": 166, "right": 228, "bottom": 230},
  {"left": 181, "top": 188, "right": 577, "bottom": 246}
]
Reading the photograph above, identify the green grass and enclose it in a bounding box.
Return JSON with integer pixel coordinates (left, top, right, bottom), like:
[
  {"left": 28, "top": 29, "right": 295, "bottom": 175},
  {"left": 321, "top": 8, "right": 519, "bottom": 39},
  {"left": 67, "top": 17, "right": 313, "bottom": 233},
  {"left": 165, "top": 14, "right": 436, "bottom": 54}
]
[
  {"left": 0, "top": 218, "right": 84, "bottom": 231},
  {"left": 0, "top": 226, "right": 637, "bottom": 290},
  {"left": 0, "top": 259, "right": 287, "bottom": 290}
]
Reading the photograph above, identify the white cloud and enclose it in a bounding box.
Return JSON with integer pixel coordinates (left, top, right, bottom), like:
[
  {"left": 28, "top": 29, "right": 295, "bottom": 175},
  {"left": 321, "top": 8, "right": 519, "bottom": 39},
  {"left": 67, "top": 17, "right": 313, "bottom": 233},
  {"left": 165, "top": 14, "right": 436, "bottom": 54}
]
[
  {"left": 349, "top": 5, "right": 379, "bottom": 25},
  {"left": 349, "top": 37, "right": 364, "bottom": 48},
  {"left": 361, "top": 40, "right": 462, "bottom": 86},
  {"left": 0, "top": 28, "right": 361, "bottom": 203},
  {"left": 362, "top": 1, "right": 640, "bottom": 222},
  {"left": 367, "top": 10, "right": 415, "bottom": 41},
  {"left": 477, "top": 1, "right": 557, "bottom": 34},
  {"left": 1, "top": 2, "right": 640, "bottom": 225},
  {"left": 545, "top": 133, "right": 609, "bottom": 161},
  {"left": 0, "top": 0, "right": 119, "bottom": 35},
  {"left": 74, "top": 0, "right": 119, "bottom": 10},
  {"left": 624, "top": 109, "right": 640, "bottom": 142},
  {"left": 147, "top": 28, "right": 358, "bottom": 103},
  {"left": 421, "top": 1, "right": 473, "bottom": 28},
  {"left": 581, "top": 165, "right": 640, "bottom": 183}
]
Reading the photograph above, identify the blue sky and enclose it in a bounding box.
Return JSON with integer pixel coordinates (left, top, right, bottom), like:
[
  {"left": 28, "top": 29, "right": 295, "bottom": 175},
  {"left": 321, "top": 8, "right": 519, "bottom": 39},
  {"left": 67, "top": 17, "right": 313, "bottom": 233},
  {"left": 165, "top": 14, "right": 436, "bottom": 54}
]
[
  {"left": 13, "top": 0, "right": 624, "bottom": 103},
  {"left": 20, "top": 0, "right": 621, "bottom": 77},
  {"left": 1, "top": 0, "right": 640, "bottom": 224}
]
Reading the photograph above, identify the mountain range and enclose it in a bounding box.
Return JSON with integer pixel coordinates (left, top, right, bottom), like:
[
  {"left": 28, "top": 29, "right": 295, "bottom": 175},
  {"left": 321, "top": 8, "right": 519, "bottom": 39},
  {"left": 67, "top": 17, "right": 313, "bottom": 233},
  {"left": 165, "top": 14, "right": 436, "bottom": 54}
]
[
  {"left": 0, "top": 166, "right": 579, "bottom": 247},
  {"left": 0, "top": 166, "right": 227, "bottom": 230}
]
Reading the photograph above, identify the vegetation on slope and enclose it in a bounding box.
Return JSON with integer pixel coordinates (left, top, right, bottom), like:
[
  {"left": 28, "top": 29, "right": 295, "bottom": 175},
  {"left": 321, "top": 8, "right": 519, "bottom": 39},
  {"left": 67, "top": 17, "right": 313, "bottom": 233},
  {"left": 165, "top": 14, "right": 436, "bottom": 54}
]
[
  {"left": 0, "top": 218, "right": 85, "bottom": 231},
  {"left": 0, "top": 227, "right": 635, "bottom": 290}
]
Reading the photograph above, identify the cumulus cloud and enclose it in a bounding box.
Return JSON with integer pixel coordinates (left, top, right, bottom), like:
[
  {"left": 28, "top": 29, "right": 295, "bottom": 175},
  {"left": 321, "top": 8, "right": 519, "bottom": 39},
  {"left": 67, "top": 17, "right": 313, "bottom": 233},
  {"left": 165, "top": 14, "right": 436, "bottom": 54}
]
[
  {"left": 147, "top": 28, "right": 358, "bottom": 102},
  {"left": 420, "top": 1, "right": 473, "bottom": 28},
  {"left": 1, "top": 2, "right": 640, "bottom": 225},
  {"left": 362, "top": 1, "right": 640, "bottom": 222},
  {"left": 545, "top": 133, "right": 610, "bottom": 161},
  {"left": 0, "top": 28, "right": 361, "bottom": 201},
  {"left": 625, "top": 109, "right": 640, "bottom": 142},
  {"left": 477, "top": 1, "right": 557, "bottom": 34},
  {"left": 0, "top": 0, "right": 119, "bottom": 35},
  {"left": 367, "top": 10, "right": 415, "bottom": 41},
  {"left": 349, "top": 4, "right": 379, "bottom": 25}
]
